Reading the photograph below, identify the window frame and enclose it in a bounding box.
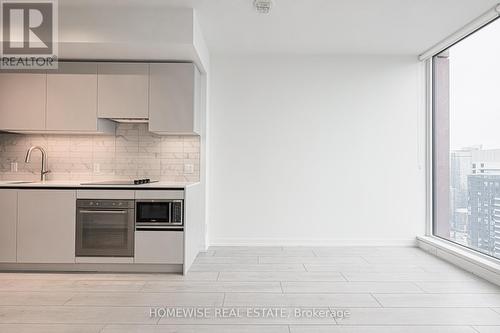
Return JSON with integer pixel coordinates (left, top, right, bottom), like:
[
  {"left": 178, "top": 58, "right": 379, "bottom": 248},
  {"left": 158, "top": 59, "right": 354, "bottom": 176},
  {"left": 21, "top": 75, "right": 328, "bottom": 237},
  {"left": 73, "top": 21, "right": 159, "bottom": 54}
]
[{"left": 429, "top": 17, "right": 500, "bottom": 261}]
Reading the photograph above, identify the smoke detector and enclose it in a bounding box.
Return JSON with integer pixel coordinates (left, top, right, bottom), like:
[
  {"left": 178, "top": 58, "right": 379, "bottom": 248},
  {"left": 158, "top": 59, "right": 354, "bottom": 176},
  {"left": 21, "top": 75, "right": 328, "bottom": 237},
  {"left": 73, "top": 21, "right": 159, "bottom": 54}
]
[{"left": 254, "top": 0, "right": 273, "bottom": 14}]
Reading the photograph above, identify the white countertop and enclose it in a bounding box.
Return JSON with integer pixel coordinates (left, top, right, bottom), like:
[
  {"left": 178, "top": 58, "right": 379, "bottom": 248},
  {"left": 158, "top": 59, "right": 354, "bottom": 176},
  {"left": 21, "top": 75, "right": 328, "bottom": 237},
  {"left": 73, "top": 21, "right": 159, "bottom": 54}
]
[{"left": 0, "top": 180, "right": 199, "bottom": 189}]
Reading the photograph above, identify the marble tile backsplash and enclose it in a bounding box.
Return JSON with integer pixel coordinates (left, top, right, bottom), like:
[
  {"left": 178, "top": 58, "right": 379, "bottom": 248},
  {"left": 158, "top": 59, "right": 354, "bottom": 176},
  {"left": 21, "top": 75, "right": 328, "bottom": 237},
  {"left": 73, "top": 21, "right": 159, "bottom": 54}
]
[{"left": 0, "top": 123, "right": 200, "bottom": 182}]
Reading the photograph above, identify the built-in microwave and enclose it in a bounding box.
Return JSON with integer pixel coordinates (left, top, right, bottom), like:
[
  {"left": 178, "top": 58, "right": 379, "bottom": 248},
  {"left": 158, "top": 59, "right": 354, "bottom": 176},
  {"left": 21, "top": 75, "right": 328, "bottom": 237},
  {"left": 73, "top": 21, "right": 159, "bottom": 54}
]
[{"left": 135, "top": 200, "right": 184, "bottom": 230}]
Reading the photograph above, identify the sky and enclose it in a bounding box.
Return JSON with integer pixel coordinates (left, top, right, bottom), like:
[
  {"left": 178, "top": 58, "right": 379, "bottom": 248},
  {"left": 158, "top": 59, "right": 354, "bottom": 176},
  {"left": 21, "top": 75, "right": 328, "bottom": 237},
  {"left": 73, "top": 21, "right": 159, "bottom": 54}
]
[{"left": 449, "top": 18, "right": 500, "bottom": 150}]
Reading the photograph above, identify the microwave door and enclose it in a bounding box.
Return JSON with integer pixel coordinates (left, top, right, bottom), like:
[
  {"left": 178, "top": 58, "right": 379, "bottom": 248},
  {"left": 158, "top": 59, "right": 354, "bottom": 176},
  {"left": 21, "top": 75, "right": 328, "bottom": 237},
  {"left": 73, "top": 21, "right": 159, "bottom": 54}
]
[
  {"left": 135, "top": 200, "right": 184, "bottom": 229},
  {"left": 136, "top": 201, "right": 170, "bottom": 223}
]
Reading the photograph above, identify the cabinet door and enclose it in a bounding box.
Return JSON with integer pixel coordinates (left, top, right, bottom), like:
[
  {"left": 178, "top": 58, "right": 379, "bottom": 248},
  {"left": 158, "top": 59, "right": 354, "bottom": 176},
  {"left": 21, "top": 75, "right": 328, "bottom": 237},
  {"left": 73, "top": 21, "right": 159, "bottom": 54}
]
[
  {"left": 98, "top": 63, "right": 149, "bottom": 119},
  {"left": 17, "top": 190, "right": 76, "bottom": 263},
  {"left": 0, "top": 72, "right": 46, "bottom": 131},
  {"left": 135, "top": 231, "right": 184, "bottom": 264},
  {"left": 0, "top": 190, "right": 17, "bottom": 263},
  {"left": 46, "top": 62, "right": 98, "bottom": 131},
  {"left": 149, "top": 63, "right": 200, "bottom": 134}
]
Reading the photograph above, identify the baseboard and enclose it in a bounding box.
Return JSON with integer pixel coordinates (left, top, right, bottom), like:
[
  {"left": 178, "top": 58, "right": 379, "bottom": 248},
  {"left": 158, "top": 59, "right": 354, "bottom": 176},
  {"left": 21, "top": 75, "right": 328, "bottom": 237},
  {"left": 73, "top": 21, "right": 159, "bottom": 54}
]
[
  {"left": 0, "top": 263, "right": 183, "bottom": 273},
  {"left": 417, "top": 236, "right": 500, "bottom": 286},
  {"left": 208, "top": 238, "right": 418, "bottom": 247}
]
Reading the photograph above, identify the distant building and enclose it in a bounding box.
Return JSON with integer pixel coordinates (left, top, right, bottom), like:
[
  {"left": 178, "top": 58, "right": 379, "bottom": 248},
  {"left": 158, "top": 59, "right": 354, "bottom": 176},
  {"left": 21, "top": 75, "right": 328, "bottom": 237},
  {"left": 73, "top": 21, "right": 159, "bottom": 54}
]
[
  {"left": 471, "top": 149, "right": 500, "bottom": 175},
  {"left": 449, "top": 147, "right": 500, "bottom": 257},
  {"left": 450, "top": 147, "right": 480, "bottom": 241},
  {"left": 467, "top": 174, "right": 500, "bottom": 257}
]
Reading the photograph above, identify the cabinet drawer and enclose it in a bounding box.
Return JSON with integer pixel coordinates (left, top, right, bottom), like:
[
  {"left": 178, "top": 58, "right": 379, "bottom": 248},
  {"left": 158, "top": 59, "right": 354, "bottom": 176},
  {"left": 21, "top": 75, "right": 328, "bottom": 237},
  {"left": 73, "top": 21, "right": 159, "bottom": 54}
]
[
  {"left": 135, "top": 190, "right": 184, "bottom": 200},
  {"left": 135, "top": 231, "right": 184, "bottom": 264},
  {"left": 77, "top": 190, "right": 135, "bottom": 200}
]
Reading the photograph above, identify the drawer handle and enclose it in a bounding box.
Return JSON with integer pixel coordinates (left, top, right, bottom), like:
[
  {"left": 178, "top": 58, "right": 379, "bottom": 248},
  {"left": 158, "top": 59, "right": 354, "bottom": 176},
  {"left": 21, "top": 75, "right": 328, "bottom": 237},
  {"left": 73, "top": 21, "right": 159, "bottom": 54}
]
[{"left": 79, "top": 210, "right": 128, "bottom": 214}]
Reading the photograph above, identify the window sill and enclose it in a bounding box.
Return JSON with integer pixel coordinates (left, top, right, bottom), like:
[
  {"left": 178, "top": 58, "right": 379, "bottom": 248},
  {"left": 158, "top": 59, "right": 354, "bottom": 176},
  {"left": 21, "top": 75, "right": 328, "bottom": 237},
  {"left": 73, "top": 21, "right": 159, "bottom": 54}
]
[{"left": 417, "top": 235, "right": 500, "bottom": 286}]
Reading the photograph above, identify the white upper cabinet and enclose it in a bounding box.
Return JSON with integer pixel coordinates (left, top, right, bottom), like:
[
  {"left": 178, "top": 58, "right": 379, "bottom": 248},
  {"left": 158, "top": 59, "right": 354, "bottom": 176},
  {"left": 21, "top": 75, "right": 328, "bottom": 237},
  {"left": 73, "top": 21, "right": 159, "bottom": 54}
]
[
  {"left": 98, "top": 63, "right": 149, "bottom": 119},
  {"left": 0, "top": 62, "right": 201, "bottom": 135},
  {"left": 0, "top": 71, "right": 46, "bottom": 131},
  {"left": 47, "top": 62, "right": 108, "bottom": 132},
  {"left": 149, "top": 63, "right": 201, "bottom": 135}
]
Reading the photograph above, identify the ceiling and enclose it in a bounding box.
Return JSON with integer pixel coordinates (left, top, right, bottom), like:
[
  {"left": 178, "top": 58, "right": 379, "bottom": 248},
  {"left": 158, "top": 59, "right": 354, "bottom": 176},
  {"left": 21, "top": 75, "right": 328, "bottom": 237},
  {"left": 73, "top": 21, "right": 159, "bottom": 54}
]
[{"left": 60, "top": 0, "right": 499, "bottom": 55}]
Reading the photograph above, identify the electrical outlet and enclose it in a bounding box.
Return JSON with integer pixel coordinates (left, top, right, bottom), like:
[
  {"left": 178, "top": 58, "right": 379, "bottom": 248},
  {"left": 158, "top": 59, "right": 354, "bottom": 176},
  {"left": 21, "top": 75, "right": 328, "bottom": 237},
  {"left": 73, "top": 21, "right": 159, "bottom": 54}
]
[
  {"left": 10, "top": 162, "right": 18, "bottom": 173},
  {"left": 93, "top": 163, "right": 100, "bottom": 173},
  {"left": 184, "top": 163, "right": 194, "bottom": 174}
]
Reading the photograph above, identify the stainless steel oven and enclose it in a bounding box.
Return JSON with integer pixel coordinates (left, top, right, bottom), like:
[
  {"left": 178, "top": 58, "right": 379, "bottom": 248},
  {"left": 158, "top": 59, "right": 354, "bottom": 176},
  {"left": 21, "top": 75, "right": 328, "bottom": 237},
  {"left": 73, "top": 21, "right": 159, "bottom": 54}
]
[
  {"left": 136, "top": 199, "right": 184, "bottom": 230},
  {"left": 76, "top": 199, "right": 135, "bottom": 257}
]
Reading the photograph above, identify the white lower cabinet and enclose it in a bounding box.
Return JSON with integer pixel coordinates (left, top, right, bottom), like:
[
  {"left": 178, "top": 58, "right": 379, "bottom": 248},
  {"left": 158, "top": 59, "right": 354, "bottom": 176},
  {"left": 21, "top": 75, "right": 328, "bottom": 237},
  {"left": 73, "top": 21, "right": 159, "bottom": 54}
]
[
  {"left": 135, "top": 231, "right": 184, "bottom": 264},
  {"left": 17, "top": 190, "right": 76, "bottom": 263},
  {"left": 0, "top": 190, "right": 17, "bottom": 263},
  {"left": 2, "top": 188, "right": 186, "bottom": 268}
]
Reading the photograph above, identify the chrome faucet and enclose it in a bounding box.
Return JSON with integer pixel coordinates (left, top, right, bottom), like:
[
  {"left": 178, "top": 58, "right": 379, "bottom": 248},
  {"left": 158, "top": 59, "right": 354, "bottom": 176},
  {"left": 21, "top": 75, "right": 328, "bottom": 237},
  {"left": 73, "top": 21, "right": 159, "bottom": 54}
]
[{"left": 25, "top": 146, "right": 50, "bottom": 181}]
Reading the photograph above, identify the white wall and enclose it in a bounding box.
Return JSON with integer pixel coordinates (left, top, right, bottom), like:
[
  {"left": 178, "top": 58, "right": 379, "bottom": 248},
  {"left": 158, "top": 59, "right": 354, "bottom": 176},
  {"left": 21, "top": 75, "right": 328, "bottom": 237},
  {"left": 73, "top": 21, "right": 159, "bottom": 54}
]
[
  {"left": 57, "top": 5, "right": 210, "bottom": 72},
  {"left": 208, "top": 55, "right": 426, "bottom": 246}
]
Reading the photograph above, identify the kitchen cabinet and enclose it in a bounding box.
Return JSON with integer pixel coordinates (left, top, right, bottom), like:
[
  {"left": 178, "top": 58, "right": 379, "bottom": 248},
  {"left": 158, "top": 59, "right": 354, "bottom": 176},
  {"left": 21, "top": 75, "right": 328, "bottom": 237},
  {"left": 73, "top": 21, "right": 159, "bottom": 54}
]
[
  {"left": 0, "top": 62, "right": 201, "bottom": 135},
  {"left": 149, "top": 63, "right": 201, "bottom": 135},
  {"left": 17, "top": 190, "right": 76, "bottom": 263},
  {"left": 135, "top": 231, "right": 184, "bottom": 264},
  {"left": 0, "top": 71, "right": 46, "bottom": 131},
  {"left": 0, "top": 190, "right": 17, "bottom": 263},
  {"left": 0, "top": 63, "right": 114, "bottom": 134},
  {"left": 98, "top": 63, "right": 149, "bottom": 119},
  {"left": 47, "top": 62, "right": 114, "bottom": 133}
]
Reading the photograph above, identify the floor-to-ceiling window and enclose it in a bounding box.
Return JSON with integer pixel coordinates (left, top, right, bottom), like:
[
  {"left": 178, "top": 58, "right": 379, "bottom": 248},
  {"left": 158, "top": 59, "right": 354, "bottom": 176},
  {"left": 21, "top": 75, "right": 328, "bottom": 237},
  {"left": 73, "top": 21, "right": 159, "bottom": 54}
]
[{"left": 433, "top": 18, "right": 500, "bottom": 259}]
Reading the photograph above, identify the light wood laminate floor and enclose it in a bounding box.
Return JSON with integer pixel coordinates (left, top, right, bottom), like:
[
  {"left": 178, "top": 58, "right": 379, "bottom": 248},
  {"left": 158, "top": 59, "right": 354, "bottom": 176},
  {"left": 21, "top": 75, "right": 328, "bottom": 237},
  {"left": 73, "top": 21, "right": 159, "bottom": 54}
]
[{"left": 1, "top": 246, "right": 500, "bottom": 332}]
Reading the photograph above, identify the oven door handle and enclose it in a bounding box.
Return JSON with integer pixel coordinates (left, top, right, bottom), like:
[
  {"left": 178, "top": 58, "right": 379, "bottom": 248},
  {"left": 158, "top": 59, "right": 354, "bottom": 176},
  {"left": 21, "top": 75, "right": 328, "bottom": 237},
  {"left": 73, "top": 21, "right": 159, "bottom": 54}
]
[
  {"left": 136, "top": 226, "right": 184, "bottom": 231},
  {"left": 79, "top": 210, "right": 128, "bottom": 214}
]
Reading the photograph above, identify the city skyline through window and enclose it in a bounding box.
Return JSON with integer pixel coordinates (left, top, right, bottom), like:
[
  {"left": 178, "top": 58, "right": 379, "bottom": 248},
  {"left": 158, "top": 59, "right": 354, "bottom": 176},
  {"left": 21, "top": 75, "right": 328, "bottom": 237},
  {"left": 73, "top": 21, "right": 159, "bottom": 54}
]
[{"left": 433, "top": 18, "right": 500, "bottom": 259}]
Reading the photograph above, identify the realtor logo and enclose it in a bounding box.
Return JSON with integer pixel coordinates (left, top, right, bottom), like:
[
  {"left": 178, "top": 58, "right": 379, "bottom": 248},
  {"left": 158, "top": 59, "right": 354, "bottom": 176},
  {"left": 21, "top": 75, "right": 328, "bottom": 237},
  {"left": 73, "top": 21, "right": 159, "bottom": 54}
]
[{"left": 0, "top": 0, "right": 58, "bottom": 69}]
